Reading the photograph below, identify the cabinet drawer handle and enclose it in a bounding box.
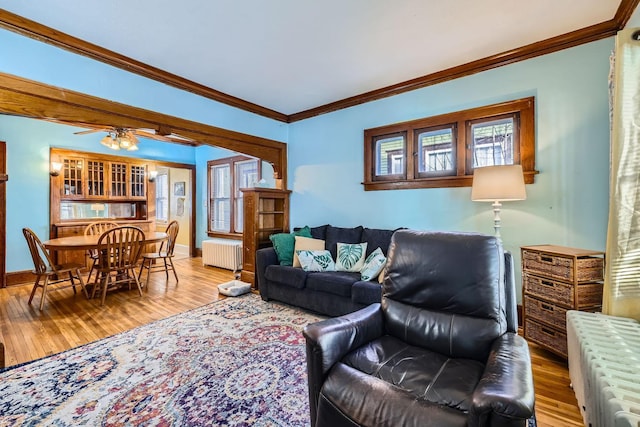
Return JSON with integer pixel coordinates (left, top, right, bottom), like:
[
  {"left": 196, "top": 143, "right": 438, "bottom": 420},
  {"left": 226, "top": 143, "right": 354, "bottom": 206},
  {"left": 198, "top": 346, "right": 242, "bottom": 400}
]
[
  {"left": 540, "top": 255, "right": 554, "bottom": 263},
  {"left": 541, "top": 303, "right": 554, "bottom": 311},
  {"left": 540, "top": 280, "right": 555, "bottom": 287},
  {"left": 541, "top": 327, "right": 556, "bottom": 336}
]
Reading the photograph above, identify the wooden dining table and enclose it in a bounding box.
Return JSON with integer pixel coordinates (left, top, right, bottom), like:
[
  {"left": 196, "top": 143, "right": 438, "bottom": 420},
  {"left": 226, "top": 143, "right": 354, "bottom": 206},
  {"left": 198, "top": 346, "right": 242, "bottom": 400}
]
[
  {"left": 43, "top": 231, "right": 168, "bottom": 251},
  {"left": 43, "top": 231, "right": 169, "bottom": 294}
]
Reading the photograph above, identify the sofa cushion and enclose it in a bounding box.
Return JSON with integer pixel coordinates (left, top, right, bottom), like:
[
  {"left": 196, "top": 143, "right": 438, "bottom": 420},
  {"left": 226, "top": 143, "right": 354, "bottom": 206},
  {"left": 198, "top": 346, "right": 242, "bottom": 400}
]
[
  {"left": 293, "top": 236, "right": 325, "bottom": 267},
  {"left": 310, "top": 224, "right": 329, "bottom": 240},
  {"left": 360, "top": 247, "right": 387, "bottom": 281},
  {"left": 342, "top": 335, "right": 484, "bottom": 412},
  {"left": 326, "top": 225, "right": 363, "bottom": 259},
  {"left": 306, "top": 271, "right": 360, "bottom": 297},
  {"left": 351, "top": 280, "right": 382, "bottom": 305},
  {"left": 264, "top": 265, "right": 308, "bottom": 289},
  {"left": 297, "top": 250, "right": 336, "bottom": 272},
  {"left": 269, "top": 226, "right": 313, "bottom": 266},
  {"left": 294, "top": 224, "right": 329, "bottom": 240},
  {"left": 361, "top": 227, "right": 398, "bottom": 257},
  {"left": 335, "top": 242, "right": 367, "bottom": 272}
]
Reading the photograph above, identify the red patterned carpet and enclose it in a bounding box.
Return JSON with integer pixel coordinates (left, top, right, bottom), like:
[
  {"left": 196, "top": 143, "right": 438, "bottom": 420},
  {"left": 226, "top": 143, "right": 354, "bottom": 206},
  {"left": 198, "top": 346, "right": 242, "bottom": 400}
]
[{"left": 0, "top": 294, "right": 325, "bottom": 426}]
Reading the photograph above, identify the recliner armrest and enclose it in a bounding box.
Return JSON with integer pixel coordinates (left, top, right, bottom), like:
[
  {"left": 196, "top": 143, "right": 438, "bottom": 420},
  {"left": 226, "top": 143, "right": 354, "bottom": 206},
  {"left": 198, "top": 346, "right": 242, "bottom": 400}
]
[
  {"left": 256, "top": 247, "right": 278, "bottom": 300},
  {"left": 470, "top": 333, "right": 535, "bottom": 427},
  {"left": 303, "top": 303, "right": 384, "bottom": 427}
]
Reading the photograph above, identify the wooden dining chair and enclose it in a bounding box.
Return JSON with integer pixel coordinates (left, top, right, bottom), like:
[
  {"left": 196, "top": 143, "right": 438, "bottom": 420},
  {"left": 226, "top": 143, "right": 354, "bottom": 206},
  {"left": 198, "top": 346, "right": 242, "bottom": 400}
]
[
  {"left": 138, "top": 220, "right": 180, "bottom": 290},
  {"left": 91, "top": 226, "right": 145, "bottom": 306},
  {"left": 22, "top": 228, "right": 88, "bottom": 310},
  {"left": 84, "top": 221, "right": 119, "bottom": 285}
]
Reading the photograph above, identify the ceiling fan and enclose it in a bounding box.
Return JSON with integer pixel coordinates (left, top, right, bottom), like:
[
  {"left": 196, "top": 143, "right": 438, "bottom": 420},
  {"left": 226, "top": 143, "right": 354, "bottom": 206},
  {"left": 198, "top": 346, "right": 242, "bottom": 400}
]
[{"left": 72, "top": 124, "right": 196, "bottom": 149}]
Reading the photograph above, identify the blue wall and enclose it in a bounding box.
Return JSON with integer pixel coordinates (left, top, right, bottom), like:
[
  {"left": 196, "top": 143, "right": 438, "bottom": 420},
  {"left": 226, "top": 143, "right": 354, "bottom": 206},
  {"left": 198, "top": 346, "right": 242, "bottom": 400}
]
[
  {"left": 0, "top": 115, "right": 195, "bottom": 271},
  {"left": 0, "top": 26, "right": 615, "bottom": 302},
  {"left": 288, "top": 39, "right": 613, "bottom": 298},
  {"left": 0, "top": 27, "right": 287, "bottom": 271}
]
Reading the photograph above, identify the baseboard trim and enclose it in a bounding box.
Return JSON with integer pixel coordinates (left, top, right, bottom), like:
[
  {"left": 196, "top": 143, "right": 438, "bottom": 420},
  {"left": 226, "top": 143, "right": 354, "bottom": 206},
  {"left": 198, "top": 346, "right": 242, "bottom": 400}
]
[{"left": 6, "top": 270, "right": 34, "bottom": 287}]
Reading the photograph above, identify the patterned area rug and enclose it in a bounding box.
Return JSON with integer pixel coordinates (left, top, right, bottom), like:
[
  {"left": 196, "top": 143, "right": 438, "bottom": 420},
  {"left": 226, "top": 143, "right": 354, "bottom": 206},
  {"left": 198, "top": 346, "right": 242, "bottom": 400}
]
[{"left": 0, "top": 294, "right": 325, "bottom": 426}]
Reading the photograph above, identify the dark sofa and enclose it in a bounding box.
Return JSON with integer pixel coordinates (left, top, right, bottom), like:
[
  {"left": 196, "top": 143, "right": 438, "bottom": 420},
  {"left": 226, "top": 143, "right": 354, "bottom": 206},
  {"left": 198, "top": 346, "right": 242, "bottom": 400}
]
[{"left": 256, "top": 225, "right": 399, "bottom": 316}]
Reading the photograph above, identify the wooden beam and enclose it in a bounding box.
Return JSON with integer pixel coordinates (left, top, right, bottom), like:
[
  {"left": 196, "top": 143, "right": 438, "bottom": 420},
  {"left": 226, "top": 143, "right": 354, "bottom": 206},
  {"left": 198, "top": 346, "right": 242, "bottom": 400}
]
[{"left": 0, "top": 71, "right": 288, "bottom": 184}]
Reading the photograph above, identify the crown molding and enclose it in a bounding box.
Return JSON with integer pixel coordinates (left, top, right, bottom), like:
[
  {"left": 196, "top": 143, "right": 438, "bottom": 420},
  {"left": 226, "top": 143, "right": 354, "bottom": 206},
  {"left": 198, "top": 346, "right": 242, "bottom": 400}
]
[
  {"left": 0, "top": 8, "right": 289, "bottom": 123},
  {"left": 1, "top": 1, "right": 638, "bottom": 124},
  {"left": 289, "top": 0, "right": 639, "bottom": 122}
]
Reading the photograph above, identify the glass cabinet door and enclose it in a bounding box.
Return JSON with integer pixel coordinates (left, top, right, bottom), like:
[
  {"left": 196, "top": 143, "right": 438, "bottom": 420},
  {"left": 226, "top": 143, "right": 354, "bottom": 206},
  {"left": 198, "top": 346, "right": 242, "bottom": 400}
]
[
  {"left": 130, "top": 164, "right": 146, "bottom": 199},
  {"left": 110, "top": 161, "right": 128, "bottom": 198},
  {"left": 62, "top": 157, "right": 84, "bottom": 197},
  {"left": 86, "top": 159, "right": 106, "bottom": 197}
]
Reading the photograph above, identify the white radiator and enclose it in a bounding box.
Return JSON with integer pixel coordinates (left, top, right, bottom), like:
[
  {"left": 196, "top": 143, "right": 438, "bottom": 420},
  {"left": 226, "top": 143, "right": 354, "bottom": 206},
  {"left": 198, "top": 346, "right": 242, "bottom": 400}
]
[
  {"left": 202, "top": 239, "right": 242, "bottom": 271},
  {"left": 567, "top": 311, "right": 640, "bottom": 427}
]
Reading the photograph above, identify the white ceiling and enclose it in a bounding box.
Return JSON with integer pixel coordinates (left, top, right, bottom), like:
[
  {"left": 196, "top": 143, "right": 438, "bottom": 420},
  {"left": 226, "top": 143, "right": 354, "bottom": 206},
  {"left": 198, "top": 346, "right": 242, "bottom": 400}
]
[{"left": 0, "top": 0, "right": 623, "bottom": 115}]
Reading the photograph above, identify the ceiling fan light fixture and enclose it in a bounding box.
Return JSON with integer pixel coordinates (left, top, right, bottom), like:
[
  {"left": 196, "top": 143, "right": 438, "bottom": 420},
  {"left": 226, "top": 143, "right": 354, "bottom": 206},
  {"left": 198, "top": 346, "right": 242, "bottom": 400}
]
[{"left": 100, "top": 134, "right": 120, "bottom": 150}]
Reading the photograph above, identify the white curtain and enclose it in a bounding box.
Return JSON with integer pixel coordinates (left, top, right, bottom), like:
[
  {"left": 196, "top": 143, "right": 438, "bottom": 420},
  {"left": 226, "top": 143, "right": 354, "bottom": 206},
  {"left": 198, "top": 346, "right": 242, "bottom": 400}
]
[{"left": 604, "top": 28, "right": 640, "bottom": 320}]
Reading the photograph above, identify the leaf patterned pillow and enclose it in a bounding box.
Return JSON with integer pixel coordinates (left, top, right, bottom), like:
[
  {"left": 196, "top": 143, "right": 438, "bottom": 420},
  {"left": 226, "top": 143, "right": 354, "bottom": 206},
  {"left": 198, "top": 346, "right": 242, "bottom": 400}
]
[
  {"left": 335, "top": 242, "right": 368, "bottom": 272},
  {"left": 296, "top": 250, "right": 336, "bottom": 272},
  {"left": 360, "top": 247, "right": 387, "bottom": 281}
]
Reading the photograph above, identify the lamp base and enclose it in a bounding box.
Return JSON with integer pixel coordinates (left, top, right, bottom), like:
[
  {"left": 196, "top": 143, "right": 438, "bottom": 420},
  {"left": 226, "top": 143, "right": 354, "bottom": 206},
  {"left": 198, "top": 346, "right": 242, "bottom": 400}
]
[{"left": 492, "top": 201, "right": 502, "bottom": 242}]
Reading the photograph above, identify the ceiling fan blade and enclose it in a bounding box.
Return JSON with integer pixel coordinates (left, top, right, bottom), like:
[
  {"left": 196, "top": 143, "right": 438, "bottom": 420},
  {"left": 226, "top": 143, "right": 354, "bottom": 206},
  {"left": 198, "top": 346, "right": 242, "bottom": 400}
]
[{"left": 73, "top": 129, "right": 103, "bottom": 135}]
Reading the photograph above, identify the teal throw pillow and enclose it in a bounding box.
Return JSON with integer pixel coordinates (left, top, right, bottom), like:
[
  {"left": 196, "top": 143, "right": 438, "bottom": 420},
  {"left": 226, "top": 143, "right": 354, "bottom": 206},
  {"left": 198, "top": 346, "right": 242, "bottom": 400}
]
[
  {"left": 360, "top": 247, "right": 387, "bottom": 281},
  {"left": 335, "top": 242, "right": 368, "bottom": 272},
  {"left": 297, "top": 250, "right": 336, "bottom": 272},
  {"left": 269, "top": 226, "right": 312, "bottom": 266}
]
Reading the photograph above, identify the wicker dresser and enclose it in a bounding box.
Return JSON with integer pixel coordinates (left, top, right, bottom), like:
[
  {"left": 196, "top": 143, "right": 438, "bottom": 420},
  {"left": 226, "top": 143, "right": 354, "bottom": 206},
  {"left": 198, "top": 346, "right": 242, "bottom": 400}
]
[{"left": 521, "top": 245, "right": 605, "bottom": 358}]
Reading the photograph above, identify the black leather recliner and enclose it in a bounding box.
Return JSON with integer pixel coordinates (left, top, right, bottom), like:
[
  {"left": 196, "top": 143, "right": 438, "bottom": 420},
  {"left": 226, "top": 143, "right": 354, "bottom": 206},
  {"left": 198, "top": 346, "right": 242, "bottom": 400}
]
[{"left": 303, "top": 230, "right": 535, "bottom": 427}]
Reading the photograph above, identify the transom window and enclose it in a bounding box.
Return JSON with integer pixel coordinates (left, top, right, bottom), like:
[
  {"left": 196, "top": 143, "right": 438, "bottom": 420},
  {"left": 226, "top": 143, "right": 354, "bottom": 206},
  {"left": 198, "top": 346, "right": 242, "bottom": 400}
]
[
  {"left": 364, "top": 97, "right": 536, "bottom": 190},
  {"left": 207, "top": 156, "right": 260, "bottom": 236}
]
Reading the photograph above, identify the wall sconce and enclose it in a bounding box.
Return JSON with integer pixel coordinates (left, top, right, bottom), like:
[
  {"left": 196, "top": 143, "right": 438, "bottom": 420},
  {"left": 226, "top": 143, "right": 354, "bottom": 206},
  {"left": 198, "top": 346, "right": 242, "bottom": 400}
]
[
  {"left": 471, "top": 164, "right": 526, "bottom": 241},
  {"left": 50, "top": 162, "right": 62, "bottom": 177},
  {"left": 148, "top": 170, "right": 158, "bottom": 182}
]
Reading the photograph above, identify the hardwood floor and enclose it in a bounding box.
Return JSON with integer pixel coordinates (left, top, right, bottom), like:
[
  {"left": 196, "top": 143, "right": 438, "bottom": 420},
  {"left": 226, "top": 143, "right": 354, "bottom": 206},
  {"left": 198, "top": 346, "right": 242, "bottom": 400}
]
[{"left": 0, "top": 257, "right": 584, "bottom": 426}]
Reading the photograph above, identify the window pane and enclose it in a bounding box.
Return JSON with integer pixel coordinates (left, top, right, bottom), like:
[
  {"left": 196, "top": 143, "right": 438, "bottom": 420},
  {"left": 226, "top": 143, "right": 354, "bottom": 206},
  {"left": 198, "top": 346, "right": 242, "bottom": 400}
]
[
  {"left": 234, "top": 159, "right": 257, "bottom": 233},
  {"left": 211, "top": 164, "right": 231, "bottom": 232},
  {"left": 156, "top": 173, "right": 169, "bottom": 221},
  {"left": 235, "top": 160, "right": 259, "bottom": 196},
  {"left": 471, "top": 118, "right": 514, "bottom": 168},
  {"left": 375, "top": 135, "right": 405, "bottom": 176},
  {"left": 213, "top": 165, "right": 230, "bottom": 197},
  {"left": 235, "top": 198, "right": 244, "bottom": 233},
  {"left": 418, "top": 128, "right": 454, "bottom": 173},
  {"left": 211, "top": 199, "right": 230, "bottom": 232}
]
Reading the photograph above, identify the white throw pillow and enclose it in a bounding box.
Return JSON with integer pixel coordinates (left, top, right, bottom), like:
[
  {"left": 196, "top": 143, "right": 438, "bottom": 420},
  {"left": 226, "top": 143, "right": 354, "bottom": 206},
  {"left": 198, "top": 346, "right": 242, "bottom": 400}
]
[
  {"left": 296, "top": 250, "right": 336, "bottom": 272},
  {"left": 335, "top": 242, "right": 368, "bottom": 272},
  {"left": 293, "top": 236, "right": 325, "bottom": 268},
  {"left": 360, "top": 247, "right": 387, "bottom": 281}
]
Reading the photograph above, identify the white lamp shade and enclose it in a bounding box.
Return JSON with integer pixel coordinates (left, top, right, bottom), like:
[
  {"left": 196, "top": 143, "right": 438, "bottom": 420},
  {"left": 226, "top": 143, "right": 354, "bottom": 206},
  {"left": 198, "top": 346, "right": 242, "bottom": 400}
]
[{"left": 471, "top": 165, "right": 526, "bottom": 202}]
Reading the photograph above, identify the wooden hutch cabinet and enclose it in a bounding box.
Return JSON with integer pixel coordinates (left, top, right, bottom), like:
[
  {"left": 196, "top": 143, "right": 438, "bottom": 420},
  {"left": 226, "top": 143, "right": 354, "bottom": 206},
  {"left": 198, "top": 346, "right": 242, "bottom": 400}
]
[
  {"left": 521, "top": 244, "right": 605, "bottom": 358},
  {"left": 240, "top": 188, "right": 290, "bottom": 286},
  {"left": 50, "top": 148, "right": 155, "bottom": 268}
]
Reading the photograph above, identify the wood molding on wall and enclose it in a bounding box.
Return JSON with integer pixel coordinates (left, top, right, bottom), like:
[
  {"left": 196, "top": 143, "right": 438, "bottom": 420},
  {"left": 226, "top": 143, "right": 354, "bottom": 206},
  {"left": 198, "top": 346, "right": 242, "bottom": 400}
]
[
  {"left": 6, "top": 270, "right": 33, "bottom": 287},
  {"left": 1, "top": 1, "right": 638, "bottom": 123},
  {"left": 0, "top": 72, "right": 288, "bottom": 186},
  {"left": 0, "top": 9, "right": 289, "bottom": 123}
]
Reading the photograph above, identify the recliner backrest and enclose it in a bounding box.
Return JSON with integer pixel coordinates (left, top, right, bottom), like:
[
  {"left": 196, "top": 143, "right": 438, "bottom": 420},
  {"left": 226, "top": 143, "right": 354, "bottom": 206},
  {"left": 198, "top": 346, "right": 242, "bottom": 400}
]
[{"left": 382, "top": 230, "right": 508, "bottom": 362}]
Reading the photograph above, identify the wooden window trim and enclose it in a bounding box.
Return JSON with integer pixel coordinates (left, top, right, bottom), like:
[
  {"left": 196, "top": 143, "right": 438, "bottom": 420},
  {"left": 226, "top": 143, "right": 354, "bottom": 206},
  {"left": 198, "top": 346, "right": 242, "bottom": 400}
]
[
  {"left": 363, "top": 97, "right": 537, "bottom": 190},
  {"left": 207, "top": 155, "right": 261, "bottom": 237}
]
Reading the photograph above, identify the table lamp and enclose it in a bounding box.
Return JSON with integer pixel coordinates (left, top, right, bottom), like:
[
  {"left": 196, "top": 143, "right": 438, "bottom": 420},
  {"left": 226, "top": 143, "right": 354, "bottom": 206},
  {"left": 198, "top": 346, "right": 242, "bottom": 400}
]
[{"left": 471, "top": 164, "right": 526, "bottom": 240}]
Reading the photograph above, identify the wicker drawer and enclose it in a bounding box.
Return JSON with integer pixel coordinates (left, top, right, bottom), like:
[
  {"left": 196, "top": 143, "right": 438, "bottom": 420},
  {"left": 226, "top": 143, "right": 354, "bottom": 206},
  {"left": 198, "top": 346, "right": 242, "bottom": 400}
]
[
  {"left": 525, "top": 318, "right": 567, "bottom": 358},
  {"left": 522, "top": 249, "right": 603, "bottom": 282},
  {"left": 523, "top": 273, "right": 603, "bottom": 309},
  {"left": 524, "top": 295, "right": 567, "bottom": 330}
]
